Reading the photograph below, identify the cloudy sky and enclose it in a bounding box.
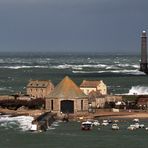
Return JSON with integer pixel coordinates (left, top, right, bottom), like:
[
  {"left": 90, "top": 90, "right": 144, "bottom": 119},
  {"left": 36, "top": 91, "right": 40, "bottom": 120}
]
[{"left": 0, "top": 0, "right": 147, "bottom": 53}]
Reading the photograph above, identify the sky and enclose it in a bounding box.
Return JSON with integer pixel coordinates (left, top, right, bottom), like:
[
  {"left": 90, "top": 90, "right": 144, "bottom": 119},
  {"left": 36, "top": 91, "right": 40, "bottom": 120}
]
[{"left": 0, "top": 0, "right": 147, "bottom": 53}]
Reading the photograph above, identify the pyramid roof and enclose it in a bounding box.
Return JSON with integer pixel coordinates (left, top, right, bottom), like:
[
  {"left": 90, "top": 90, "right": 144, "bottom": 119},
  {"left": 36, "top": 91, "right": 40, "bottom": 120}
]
[{"left": 48, "top": 76, "right": 86, "bottom": 99}]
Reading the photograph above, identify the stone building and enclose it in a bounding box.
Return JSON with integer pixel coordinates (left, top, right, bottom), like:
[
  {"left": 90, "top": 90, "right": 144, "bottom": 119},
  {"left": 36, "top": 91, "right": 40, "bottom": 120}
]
[
  {"left": 45, "top": 76, "right": 88, "bottom": 114},
  {"left": 80, "top": 80, "right": 107, "bottom": 95},
  {"left": 27, "top": 80, "right": 54, "bottom": 98},
  {"left": 137, "top": 96, "right": 148, "bottom": 109},
  {"left": 88, "top": 91, "right": 123, "bottom": 109}
]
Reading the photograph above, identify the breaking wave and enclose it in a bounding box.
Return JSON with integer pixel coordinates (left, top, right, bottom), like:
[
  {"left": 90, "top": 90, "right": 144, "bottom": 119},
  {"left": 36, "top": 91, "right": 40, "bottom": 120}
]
[
  {"left": 0, "top": 115, "right": 34, "bottom": 131},
  {"left": 0, "top": 115, "right": 61, "bottom": 132},
  {"left": 72, "top": 69, "right": 145, "bottom": 75},
  {"left": 128, "top": 86, "right": 148, "bottom": 95},
  {"left": 0, "top": 65, "right": 48, "bottom": 69}
]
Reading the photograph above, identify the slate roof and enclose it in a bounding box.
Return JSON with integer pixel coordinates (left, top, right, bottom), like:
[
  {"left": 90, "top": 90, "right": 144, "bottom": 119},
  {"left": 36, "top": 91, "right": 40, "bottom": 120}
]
[
  {"left": 80, "top": 80, "right": 101, "bottom": 88},
  {"left": 48, "top": 76, "right": 86, "bottom": 99},
  {"left": 27, "top": 80, "right": 53, "bottom": 88}
]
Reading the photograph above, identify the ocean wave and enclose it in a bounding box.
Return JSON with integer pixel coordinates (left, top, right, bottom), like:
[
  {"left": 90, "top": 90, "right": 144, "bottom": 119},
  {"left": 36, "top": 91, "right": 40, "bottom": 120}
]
[
  {"left": 127, "top": 86, "right": 148, "bottom": 95},
  {"left": 110, "top": 69, "right": 145, "bottom": 75},
  {"left": 72, "top": 69, "right": 145, "bottom": 75},
  {"left": 0, "top": 65, "right": 48, "bottom": 69},
  {"left": 0, "top": 115, "right": 34, "bottom": 131},
  {"left": 0, "top": 87, "right": 7, "bottom": 91},
  {"left": 51, "top": 64, "right": 107, "bottom": 70}
]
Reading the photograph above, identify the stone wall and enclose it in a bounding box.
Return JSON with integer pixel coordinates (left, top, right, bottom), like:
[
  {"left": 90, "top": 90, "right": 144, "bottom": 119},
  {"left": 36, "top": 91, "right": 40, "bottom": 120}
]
[{"left": 0, "top": 95, "right": 14, "bottom": 100}]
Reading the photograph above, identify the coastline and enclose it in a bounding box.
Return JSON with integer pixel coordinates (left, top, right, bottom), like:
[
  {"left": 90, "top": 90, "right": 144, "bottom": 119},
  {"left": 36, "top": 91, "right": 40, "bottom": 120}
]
[
  {"left": 0, "top": 108, "right": 45, "bottom": 118},
  {"left": 1, "top": 108, "right": 148, "bottom": 120}
]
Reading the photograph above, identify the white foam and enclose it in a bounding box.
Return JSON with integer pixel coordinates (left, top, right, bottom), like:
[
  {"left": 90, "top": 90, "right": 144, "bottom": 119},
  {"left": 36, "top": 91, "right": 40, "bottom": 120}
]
[
  {"left": 0, "top": 115, "right": 34, "bottom": 131},
  {"left": 51, "top": 64, "right": 107, "bottom": 70},
  {"left": 0, "top": 87, "right": 7, "bottom": 91},
  {"left": 72, "top": 69, "right": 145, "bottom": 75},
  {"left": 0, "top": 65, "right": 48, "bottom": 69},
  {"left": 128, "top": 86, "right": 148, "bottom": 95},
  {"left": 109, "top": 69, "right": 145, "bottom": 75}
]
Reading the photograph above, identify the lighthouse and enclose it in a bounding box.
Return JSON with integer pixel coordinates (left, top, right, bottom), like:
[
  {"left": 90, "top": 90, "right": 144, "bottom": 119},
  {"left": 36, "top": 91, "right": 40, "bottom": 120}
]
[{"left": 140, "top": 30, "right": 148, "bottom": 74}]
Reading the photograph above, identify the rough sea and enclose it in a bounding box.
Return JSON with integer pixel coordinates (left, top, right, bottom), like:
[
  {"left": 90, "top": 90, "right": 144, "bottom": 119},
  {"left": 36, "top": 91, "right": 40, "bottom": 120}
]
[
  {"left": 1, "top": 52, "right": 148, "bottom": 148},
  {"left": 0, "top": 52, "right": 148, "bottom": 95}
]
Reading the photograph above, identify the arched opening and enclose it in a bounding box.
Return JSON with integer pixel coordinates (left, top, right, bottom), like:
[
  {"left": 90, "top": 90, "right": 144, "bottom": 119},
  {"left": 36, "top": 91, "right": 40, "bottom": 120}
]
[{"left": 61, "top": 100, "right": 74, "bottom": 113}]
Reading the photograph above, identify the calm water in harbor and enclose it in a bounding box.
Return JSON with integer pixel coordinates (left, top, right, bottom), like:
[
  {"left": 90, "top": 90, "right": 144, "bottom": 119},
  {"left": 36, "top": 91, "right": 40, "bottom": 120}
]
[
  {"left": 1, "top": 52, "right": 148, "bottom": 148},
  {"left": 0, "top": 119, "right": 148, "bottom": 148}
]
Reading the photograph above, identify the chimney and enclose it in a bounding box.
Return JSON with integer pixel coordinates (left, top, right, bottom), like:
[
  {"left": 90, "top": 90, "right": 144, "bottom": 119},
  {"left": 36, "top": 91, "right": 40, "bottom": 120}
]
[{"left": 140, "top": 30, "right": 148, "bottom": 73}]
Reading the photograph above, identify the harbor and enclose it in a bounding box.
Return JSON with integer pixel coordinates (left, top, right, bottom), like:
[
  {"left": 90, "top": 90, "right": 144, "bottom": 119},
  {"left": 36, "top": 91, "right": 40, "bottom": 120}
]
[{"left": 1, "top": 114, "right": 148, "bottom": 148}]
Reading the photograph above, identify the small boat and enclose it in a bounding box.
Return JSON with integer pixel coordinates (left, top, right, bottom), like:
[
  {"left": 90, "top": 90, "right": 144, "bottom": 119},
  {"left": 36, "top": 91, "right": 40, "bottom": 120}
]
[
  {"left": 81, "top": 121, "right": 93, "bottom": 130},
  {"left": 134, "top": 123, "right": 140, "bottom": 129},
  {"left": 102, "top": 120, "right": 109, "bottom": 126},
  {"left": 139, "top": 124, "right": 145, "bottom": 128},
  {"left": 112, "top": 124, "right": 119, "bottom": 130},
  {"left": 108, "top": 119, "right": 112, "bottom": 124},
  {"left": 113, "top": 120, "right": 119, "bottom": 123},
  {"left": 145, "top": 127, "right": 148, "bottom": 130},
  {"left": 127, "top": 125, "right": 136, "bottom": 131},
  {"left": 92, "top": 120, "right": 100, "bottom": 126},
  {"left": 133, "top": 118, "right": 139, "bottom": 122}
]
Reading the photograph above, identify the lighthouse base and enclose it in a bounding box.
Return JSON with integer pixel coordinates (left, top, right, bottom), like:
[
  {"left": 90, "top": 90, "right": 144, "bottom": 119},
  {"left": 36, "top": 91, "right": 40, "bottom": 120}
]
[{"left": 140, "top": 63, "right": 148, "bottom": 74}]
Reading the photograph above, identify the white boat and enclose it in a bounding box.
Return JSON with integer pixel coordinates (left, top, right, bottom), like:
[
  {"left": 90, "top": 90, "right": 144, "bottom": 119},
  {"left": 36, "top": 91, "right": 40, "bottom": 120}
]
[
  {"left": 92, "top": 120, "right": 100, "bottom": 126},
  {"left": 134, "top": 123, "right": 140, "bottom": 129},
  {"left": 145, "top": 127, "right": 148, "bottom": 130},
  {"left": 81, "top": 121, "right": 93, "bottom": 130},
  {"left": 112, "top": 124, "right": 119, "bottom": 130},
  {"left": 133, "top": 118, "right": 139, "bottom": 122},
  {"left": 139, "top": 124, "right": 145, "bottom": 128},
  {"left": 113, "top": 120, "right": 119, "bottom": 123},
  {"left": 127, "top": 125, "right": 136, "bottom": 130},
  {"left": 102, "top": 120, "right": 109, "bottom": 126}
]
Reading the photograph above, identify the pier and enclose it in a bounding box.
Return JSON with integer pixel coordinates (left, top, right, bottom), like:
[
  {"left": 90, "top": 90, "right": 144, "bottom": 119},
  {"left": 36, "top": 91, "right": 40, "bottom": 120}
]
[{"left": 31, "top": 111, "right": 57, "bottom": 131}]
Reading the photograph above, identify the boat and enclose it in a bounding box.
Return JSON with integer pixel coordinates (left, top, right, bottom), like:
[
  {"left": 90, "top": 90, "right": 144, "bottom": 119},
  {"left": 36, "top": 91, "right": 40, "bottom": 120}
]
[
  {"left": 108, "top": 119, "right": 112, "bottom": 124},
  {"left": 81, "top": 121, "right": 93, "bottom": 130},
  {"left": 134, "top": 123, "right": 140, "bottom": 129},
  {"left": 127, "top": 125, "right": 136, "bottom": 131},
  {"left": 133, "top": 118, "right": 139, "bottom": 122},
  {"left": 112, "top": 124, "right": 119, "bottom": 130},
  {"left": 101, "top": 120, "right": 109, "bottom": 126},
  {"left": 92, "top": 120, "right": 100, "bottom": 126},
  {"left": 139, "top": 124, "right": 145, "bottom": 128}
]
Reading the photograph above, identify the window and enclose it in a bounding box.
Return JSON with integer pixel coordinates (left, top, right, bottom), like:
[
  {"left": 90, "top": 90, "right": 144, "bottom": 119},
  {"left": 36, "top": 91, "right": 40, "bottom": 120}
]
[
  {"left": 81, "top": 100, "right": 83, "bottom": 110},
  {"left": 51, "top": 100, "right": 53, "bottom": 110}
]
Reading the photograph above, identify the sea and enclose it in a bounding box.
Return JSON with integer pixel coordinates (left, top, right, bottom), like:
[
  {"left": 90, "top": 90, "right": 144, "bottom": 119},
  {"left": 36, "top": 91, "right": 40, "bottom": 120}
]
[{"left": 0, "top": 52, "right": 148, "bottom": 148}]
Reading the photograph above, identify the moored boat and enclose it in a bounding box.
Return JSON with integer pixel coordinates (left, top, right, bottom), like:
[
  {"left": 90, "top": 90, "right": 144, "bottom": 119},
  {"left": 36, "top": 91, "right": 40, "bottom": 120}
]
[
  {"left": 92, "top": 120, "right": 100, "bottom": 126},
  {"left": 112, "top": 124, "right": 119, "bottom": 130},
  {"left": 101, "top": 120, "right": 109, "bottom": 126},
  {"left": 133, "top": 118, "right": 139, "bottom": 122},
  {"left": 81, "top": 121, "right": 93, "bottom": 130},
  {"left": 127, "top": 125, "right": 136, "bottom": 131}
]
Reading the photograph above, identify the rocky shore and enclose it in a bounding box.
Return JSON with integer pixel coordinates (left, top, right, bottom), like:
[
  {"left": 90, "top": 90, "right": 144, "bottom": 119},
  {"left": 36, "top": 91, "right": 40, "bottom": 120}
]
[{"left": 1, "top": 108, "right": 148, "bottom": 120}]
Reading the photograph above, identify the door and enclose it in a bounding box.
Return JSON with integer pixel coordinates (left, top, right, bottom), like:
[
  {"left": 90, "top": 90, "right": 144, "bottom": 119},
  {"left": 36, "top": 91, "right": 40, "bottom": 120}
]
[{"left": 61, "top": 100, "right": 74, "bottom": 113}]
